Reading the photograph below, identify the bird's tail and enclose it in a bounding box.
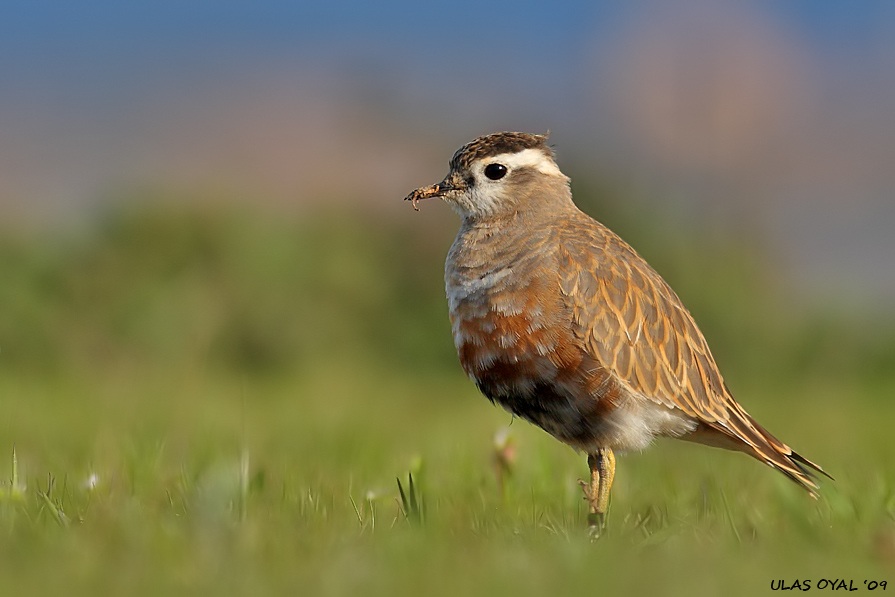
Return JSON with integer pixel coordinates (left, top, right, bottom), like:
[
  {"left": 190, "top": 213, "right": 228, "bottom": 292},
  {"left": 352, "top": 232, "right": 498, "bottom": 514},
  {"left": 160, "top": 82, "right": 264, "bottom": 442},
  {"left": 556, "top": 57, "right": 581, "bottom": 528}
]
[
  {"left": 686, "top": 401, "right": 831, "bottom": 496},
  {"left": 722, "top": 404, "right": 832, "bottom": 497}
]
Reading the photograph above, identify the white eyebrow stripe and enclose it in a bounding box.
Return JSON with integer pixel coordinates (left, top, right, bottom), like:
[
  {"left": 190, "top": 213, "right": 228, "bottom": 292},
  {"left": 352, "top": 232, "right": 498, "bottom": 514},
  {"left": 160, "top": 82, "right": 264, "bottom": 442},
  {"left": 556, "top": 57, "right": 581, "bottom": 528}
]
[{"left": 482, "top": 148, "right": 564, "bottom": 177}]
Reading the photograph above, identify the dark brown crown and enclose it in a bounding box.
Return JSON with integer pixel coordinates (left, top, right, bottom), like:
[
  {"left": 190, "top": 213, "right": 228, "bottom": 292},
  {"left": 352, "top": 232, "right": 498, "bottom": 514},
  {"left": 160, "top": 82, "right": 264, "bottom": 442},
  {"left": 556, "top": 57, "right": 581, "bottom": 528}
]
[{"left": 449, "top": 132, "right": 552, "bottom": 172}]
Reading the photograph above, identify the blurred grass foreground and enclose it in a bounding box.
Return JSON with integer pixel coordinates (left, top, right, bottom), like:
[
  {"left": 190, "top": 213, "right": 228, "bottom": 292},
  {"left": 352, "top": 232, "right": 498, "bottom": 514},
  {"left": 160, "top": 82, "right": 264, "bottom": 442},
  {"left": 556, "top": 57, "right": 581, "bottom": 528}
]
[{"left": 1, "top": 190, "right": 894, "bottom": 596}]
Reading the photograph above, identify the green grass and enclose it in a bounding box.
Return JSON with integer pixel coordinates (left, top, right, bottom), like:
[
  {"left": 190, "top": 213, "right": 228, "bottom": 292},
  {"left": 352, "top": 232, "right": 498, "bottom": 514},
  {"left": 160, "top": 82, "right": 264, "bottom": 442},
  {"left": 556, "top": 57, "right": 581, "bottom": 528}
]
[{"left": 1, "top": 200, "right": 893, "bottom": 595}]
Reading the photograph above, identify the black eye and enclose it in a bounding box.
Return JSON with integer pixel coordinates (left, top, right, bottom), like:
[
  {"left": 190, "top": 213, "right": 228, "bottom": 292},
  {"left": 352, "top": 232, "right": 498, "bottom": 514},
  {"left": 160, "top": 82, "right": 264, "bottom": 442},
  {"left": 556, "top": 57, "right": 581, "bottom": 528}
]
[{"left": 484, "top": 163, "right": 507, "bottom": 180}]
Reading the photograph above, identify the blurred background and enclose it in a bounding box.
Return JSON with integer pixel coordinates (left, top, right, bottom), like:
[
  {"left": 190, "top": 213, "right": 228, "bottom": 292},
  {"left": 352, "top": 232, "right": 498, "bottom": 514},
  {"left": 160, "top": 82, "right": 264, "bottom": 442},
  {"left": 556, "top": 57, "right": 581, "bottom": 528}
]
[
  {"left": 3, "top": 1, "right": 895, "bottom": 312},
  {"left": 1, "top": 0, "right": 894, "bottom": 524}
]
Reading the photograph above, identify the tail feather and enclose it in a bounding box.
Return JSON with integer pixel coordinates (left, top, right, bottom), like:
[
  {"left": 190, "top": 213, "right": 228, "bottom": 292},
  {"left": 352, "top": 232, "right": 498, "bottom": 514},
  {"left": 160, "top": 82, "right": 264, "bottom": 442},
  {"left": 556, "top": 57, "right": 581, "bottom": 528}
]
[
  {"left": 750, "top": 418, "right": 832, "bottom": 496},
  {"left": 687, "top": 404, "right": 832, "bottom": 497}
]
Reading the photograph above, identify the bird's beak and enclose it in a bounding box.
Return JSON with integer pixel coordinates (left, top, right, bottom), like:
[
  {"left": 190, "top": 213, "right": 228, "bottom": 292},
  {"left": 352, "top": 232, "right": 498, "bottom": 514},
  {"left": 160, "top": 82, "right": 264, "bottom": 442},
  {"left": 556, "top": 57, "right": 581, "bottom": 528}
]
[{"left": 404, "top": 179, "right": 458, "bottom": 211}]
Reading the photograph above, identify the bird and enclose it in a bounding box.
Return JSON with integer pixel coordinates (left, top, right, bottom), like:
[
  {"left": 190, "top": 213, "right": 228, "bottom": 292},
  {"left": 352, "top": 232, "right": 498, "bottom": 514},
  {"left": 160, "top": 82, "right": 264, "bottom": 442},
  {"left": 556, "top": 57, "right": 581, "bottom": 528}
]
[{"left": 404, "top": 131, "right": 829, "bottom": 534}]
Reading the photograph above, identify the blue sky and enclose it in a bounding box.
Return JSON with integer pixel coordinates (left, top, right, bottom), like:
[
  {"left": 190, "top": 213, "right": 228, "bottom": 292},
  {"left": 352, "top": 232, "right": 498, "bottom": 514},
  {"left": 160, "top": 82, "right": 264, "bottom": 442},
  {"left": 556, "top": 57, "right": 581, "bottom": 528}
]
[
  {"left": 3, "top": 2, "right": 892, "bottom": 79},
  {"left": 5, "top": 1, "right": 893, "bottom": 128}
]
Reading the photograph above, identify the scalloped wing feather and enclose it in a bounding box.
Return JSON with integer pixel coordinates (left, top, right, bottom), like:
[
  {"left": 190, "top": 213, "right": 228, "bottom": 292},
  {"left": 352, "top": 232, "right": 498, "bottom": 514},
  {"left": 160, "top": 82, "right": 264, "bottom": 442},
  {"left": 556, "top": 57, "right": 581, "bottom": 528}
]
[{"left": 557, "top": 215, "right": 829, "bottom": 495}]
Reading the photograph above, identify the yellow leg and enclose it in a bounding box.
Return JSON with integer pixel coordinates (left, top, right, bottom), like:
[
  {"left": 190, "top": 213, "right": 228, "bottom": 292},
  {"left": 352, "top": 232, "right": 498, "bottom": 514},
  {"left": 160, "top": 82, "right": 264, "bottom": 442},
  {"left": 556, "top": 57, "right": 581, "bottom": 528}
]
[{"left": 581, "top": 448, "right": 616, "bottom": 535}]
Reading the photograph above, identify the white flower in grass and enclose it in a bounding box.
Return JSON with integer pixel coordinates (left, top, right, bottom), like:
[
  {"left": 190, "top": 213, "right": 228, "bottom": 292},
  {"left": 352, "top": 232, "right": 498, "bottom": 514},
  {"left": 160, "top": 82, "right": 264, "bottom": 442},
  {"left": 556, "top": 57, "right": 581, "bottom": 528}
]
[{"left": 84, "top": 472, "right": 100, "bottom": 491}]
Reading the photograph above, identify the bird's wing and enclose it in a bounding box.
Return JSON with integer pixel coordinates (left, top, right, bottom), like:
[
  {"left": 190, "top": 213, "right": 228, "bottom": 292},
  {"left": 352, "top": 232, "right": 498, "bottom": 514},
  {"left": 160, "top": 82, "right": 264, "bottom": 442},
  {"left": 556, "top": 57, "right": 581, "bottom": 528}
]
[
  {"left": 556, "top": 218, "right": 828, "bottom": 493},
  {"left": 557, "top": 221, "right": 728, "bottom": 423}
]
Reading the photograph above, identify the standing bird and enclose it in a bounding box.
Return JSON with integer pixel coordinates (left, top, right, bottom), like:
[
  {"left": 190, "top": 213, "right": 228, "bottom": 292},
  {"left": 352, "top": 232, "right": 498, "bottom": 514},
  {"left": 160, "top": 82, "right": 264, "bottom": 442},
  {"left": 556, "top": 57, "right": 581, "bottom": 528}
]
[{"left": 404, "top": 132, "right": 828, "bottom": 533}]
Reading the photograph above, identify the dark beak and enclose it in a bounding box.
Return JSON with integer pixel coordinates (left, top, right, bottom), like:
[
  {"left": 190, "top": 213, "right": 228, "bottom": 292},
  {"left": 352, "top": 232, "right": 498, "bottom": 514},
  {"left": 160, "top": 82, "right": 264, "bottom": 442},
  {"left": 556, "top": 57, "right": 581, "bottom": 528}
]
[{"left": 404, "top": 180, "right": 457, "bottom": 211}]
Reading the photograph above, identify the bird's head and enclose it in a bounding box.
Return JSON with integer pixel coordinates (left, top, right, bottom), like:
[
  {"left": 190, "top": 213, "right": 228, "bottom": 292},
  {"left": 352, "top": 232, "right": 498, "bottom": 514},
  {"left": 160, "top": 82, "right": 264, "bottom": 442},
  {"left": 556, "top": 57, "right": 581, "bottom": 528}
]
[{"left": 404, "top": 132, "right": 572, "bottom": 221}]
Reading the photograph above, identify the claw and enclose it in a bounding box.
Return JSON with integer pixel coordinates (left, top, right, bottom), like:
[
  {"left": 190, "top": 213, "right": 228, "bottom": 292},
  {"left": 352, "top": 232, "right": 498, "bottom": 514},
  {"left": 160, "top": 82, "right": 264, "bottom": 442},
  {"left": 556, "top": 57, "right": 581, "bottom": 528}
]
[
  {"left": 587, "top": 513, "right": 606, "bottom": 540},
  {"left": 577, "top": 478, "right": 592, "bottom": 501}
]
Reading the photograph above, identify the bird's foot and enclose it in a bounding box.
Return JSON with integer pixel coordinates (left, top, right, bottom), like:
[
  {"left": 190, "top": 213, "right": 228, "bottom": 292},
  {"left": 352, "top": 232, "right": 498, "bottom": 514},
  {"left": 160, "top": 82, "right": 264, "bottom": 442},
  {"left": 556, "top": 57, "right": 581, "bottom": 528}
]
[
  {"left": 577, "top": 478, "right": 592, "bottom": 501},
  {"left": 578, "top": 478, "right": 607, "bottom": 539},
  {"left": 587, "top": 512, "right": 606, "bottom": 540}
]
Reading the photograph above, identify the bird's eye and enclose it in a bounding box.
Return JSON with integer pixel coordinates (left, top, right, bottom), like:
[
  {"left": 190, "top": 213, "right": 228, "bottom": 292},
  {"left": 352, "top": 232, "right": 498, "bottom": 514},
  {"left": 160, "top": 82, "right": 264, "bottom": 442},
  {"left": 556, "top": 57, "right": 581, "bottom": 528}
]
[{"left": 484, "top": 163, "right": 507, "bottom": 181}]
